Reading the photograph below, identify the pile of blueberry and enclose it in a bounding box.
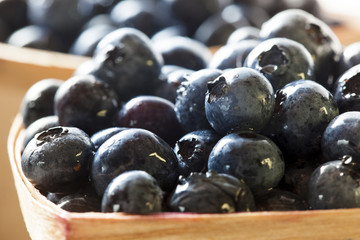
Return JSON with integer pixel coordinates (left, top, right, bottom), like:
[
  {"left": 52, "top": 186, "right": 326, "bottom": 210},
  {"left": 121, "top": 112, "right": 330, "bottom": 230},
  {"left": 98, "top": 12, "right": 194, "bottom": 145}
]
[
  {"left": 19, "top": 4, "right": 360, "bottom": 215},
  {"left": 0, "top": 0, "right": 321, "bottom": 56}
]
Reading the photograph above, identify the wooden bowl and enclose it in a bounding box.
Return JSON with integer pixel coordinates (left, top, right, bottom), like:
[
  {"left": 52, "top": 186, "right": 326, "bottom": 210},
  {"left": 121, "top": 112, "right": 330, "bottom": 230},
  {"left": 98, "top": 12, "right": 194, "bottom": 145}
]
[{"left": 6, "top": 25, "right": 360, "bottom": 239}]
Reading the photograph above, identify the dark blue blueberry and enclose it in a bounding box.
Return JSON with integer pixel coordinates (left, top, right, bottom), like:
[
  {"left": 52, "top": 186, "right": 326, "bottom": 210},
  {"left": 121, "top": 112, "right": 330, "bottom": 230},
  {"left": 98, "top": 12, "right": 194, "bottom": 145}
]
[
  {"left": 6, "top": 25, "right": 66, "bottom": 52},
  {"left": 281, "top": 156, "right": 320, "bottom": 200},
  {"left": 77, "top": 0, "right": 121, "bottom": 18},
  {"left": 255, "top": 188, "right": 308, "bottom": 211},
  {"left": 117, "top": 95, "right": 184, "bottom": 147},
  {"left": 22, "top": 115, "right": 59, "bottom": 151},
  {"left": 153, "top": 36, "right": 212, "bottom": 71},
  {"left": 175, "top": 69, "right": 223, "bottom": 133},
  {"left": 263, "top": 79, "right": 339, "bottom": 157},
  {"left": 109, "top": 0, "right": 167, "bottom": 37},
  {"left": 205, "top": 67, "right": 274, "bottom": 134},
  {"left": 244, "top": 37, "right": 315, "bottom": 91},
  {"left": 193, "top": 4, "right": 250, "bottom": 46},
  {"left": 92, "top": 27, "right": 164, "bottom": 102},
  {"left": 233, "top": 3, "right": 270, "bottom": 29},
  {"left": 72, "top": 59, "right": 98, "bottom": 76},
  {"left": 90, "top": 127, "right": 127, "bottom": 151},
  {"left": 20, "top": 78, "right": 63, "bottom": 128},
  {"left": 208, "top": 131, "right": 285, "bottom": 196},
  {"left": 69, "top": 24, "right": 116, "bottom": 57},
  {"left": 101, "top": 170, "right": 163, "bottom": 214},
  {"left": 91, "top": 128, "right": 179, "bottom": 197},
  {"left": 151, "top": 25, "right": 188, "bottom": 43},
  {"left": 226, "top": 26, "right": 260, "bottom": 44},
  {"left": 166, "top": 0, "right": 225, "bottom": 36},
  {"left": 47, "top": 192, "right": 67, "bottom": 204},
  {"left": 81, "top": 14, "right": 116, "bottom": 30},
  {"left": 21, "top": 126, "right": 94, "bottom": 193},
  {"left": 307, "top": 156, "right": 360, "bottom": 209},
  {"left": 255, "top": 0, "right": 320, "bottom": 18},
  {"left": 154, "top": 66, "right": 194, "bottom": 103},
  {"left": 333, "top": 64, "right": 360, "bottom": 113},
  {"left": 54, "top": 74, "right": 120, "bottom": 135},
  {"left": 0, "top": 19, "right": 10, "bottom": 42},
  {"left": 57, "top": 192, "right": 101, "bottom": 213},
  {"left": 56, "top": 184, "right": 102, "bottom": 212},
  {"left": 260, "top": 9, "right": 342, "bottom": 90},
  {"left": 0, "top": 0, "right": 28, "bottom": 33},
  {"left": 174, "top": 129, "right": 221, "bottom": 176},
  {"left": 27, "top": 0, "right": 90, "bottom": 47},
  {"left": 338, "top": 42, "right": 360, "bottom": 77},
  {"left": 168, "top": 171, "right": 256, "bottom": 213},
  {"left": 208, "top": 39, "right": 259, "bottom": 70},
  {"left": 321, "top": 111, "right": 360, "bottom": 162}
]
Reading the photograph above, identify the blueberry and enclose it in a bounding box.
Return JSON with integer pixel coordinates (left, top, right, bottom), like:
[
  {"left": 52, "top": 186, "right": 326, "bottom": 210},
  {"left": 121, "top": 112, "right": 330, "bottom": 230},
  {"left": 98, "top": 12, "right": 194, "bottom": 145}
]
[
  {"left": 54, "top": 74, "right": 120, "bottom": 135},
  {"left": 321, "top": 111, "right": 360, "bottom": 162},
  {"left": 20, "top": 78, "right": 63, "bottom": 128},
  {"left": 208, "top": 39, "right": 259, "bottom": 70},
  {"left": 255, "top": 189, "right": 308, "bottom": 211},
  {"left": 21, "top": 126, "right": 94, "bottom": 193},
  {"left": 101, "top": 170, "right": 163, "bottom": 214},
  {"left": 338, "top": 42, "right": 360, "bottom": 76},
  {"left": 90, "top": 127, "right": 127, "bottom": 151},
  {"left": 152, "top": 36, "right": 212, "bottom": 71},
  {"left": 27, "top": 0, "right": 89, "bottom": 47},
  {"left": 168, "top": 171, "right": 256, "bottom": 213},
  {"left": 333, "top": 64, "right": 360, "bottom": 113},
  {"left": 57, "top": 192, "right": 101, "bottom": 212},
  {"left": 69, "top": 24, "right": 116, "bottom": 57},
  {"left": 81, "top": 13, "right": 116, "bottom": 30},
  {"left": 22, "top": 115, "right": 59, "bottom": 151},
  {"left": 109, "top": 0, "right": 166, "bottom": 37},
  {"left": 232, "top": 3, "right": 270, "bottom": 29},
  {"left": 77, "top": 0, "right": 121, "bottom": 18},
  {"left": 263, "top": 79, "right": 339, "bottom": 157},
  {"left": 260, "top": 9, "right": 342, "bottom": 90},
  {"left": 154, "top": 66, "right": 194, "bottom": 103},
  {"left": 226, "top": 26, "right": 260, "bottom": 44},
  {"left": 281, "top": 156, "right": 320, "bottom": 200},
  {"left": 56, "top": 184, "right": 102, "bottom": 212},
  {"left": 72, "top": 59, "right": 98, "bottom": 76},
  {"left": 208, "top": 131, "right": 285, "bottom": 196},
  {"left": 175, "top": 69, "right": 223, "bottom": 132},
  {"left": 257, "top": 0, "right": 320, "bottom": 18},
  {"left": 244, "top": 37, "right": 315, "bottom": 91},
  {"left": 174, "top": 129, "right": 221, "bottom": 176},
  {"left": 117, "top": 95, "right": 184, "bottom": 146},
  {"left": 307, "top": 155, "right": 360, "bottom": 209},
  {"left": 47, "top": 192, "right": 67, "bottom": 204},
  {"left": 0, "top": 19, "right": 10, "bottom": 42},
  {"left": 92, "top": 27, "right": 164, "bottom": 101},
  {"left": 193, "top": 4, "right": 250, "bottom": 46},
  {"left": 160, "top": 65, "right": 189, "bottom": 77},
  {"left": 0, "top": 0, "right": 28, "bottom": 32},
  {"left": 91, "top": 128, "right": 179, "bottom": 196},
  {"left": 205, "top": 67, "right": 275, "bottom": 134},
  {"left": 151, "top": 25, "right": 188, "bottom": 43},
  {"left": 7, "top": 25, "right": 66, "bottom": 52},
  {"left": 166, "top": 0, "right": 225, "bottom": 36}
]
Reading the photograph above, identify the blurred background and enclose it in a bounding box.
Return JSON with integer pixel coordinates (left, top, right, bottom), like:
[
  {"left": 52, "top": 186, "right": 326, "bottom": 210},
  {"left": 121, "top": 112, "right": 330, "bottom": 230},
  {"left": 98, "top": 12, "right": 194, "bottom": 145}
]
[{"left": 0, "top": 0, "right": 358, "bottom": 239}]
